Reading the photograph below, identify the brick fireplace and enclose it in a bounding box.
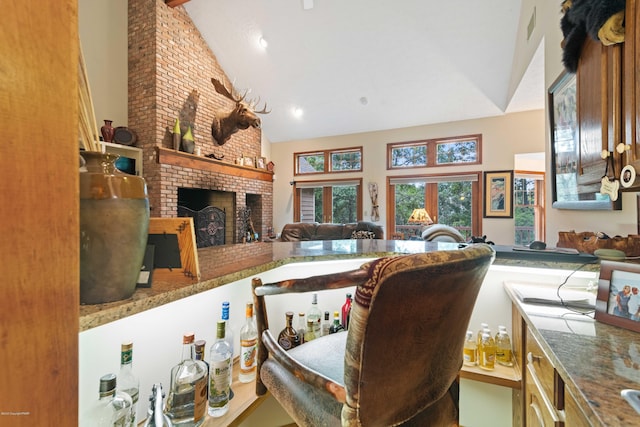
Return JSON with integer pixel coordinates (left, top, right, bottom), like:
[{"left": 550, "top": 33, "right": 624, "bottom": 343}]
[{"left": 127, "top": 0, "right": 273, "bottom": 278}]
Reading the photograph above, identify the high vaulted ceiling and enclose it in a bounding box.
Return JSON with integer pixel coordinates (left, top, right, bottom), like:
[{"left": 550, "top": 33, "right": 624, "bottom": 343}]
[{"left": 184, "top": 0, "right": 544, "bottom": 143}]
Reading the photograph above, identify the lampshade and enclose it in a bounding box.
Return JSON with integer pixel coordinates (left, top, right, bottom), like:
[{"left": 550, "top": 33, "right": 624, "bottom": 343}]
[{"left": 407, "top": 208, "right": 434, "bottom": 225}]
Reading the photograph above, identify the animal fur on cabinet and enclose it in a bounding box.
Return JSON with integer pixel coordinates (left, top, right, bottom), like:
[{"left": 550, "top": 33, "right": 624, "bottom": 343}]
[{"left": 560, "top": 0, "right": 626, "bottom": 73}]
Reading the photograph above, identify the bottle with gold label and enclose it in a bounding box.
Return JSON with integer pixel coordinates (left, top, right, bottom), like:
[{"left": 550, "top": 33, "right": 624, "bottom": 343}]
[
  {"left": 278, "top": 311, "right": 300, "bottom": 350},
  {"left": 304, "top": 318, "right": 316, "bottom": 342},
  {"left": 479, "top": 333, "right": 496, "bottom": 371},
  {"left": 239, "top": 303, "right": 258, "bottom": 383},
  {"left": 495, "top": 327, "right": 513, "bottom": 366},
  {"left": 462, "top": 330, "right": 477, "bottom": 366}
]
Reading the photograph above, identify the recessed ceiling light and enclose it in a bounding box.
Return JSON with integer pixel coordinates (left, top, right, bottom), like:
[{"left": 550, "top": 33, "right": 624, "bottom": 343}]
[
  {"left": 359, "top": 96, "right": 368, "bottom": 105},
  {"left": 292, "top": 107, "right": 304, "bottom": 118},
  {"left": 259, "top": 37, "right": 268, "bottom": 49}
]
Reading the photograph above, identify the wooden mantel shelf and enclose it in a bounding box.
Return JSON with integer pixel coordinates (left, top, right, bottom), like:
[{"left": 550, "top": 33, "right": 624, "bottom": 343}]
[{"left": 156, "top": 147, "right": 274, "bottom": 182}]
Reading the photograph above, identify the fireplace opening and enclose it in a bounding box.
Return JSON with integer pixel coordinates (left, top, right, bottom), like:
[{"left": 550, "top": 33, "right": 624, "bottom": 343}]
[{"left": 178, "top": 188, "right": 235, "bottom": 247}]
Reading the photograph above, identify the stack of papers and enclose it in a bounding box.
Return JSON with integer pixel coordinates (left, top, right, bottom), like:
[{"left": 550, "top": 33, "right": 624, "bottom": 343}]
[{"left": 510, "top": 283, "right": 595, "bottom": 310}]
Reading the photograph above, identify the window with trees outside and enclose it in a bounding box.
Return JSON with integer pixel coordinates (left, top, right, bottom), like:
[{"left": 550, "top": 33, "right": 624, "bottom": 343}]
[
  {"left": 387, "top": 173, "right": 481, "bottom": 240},
  {"left": 514, "top": 172, "right": 545, "bottom": 246},
  {"left": 295, "top": 147, "right": 363, "bottom": 175},
  {"left": 387, "top": 135, "right": 481, "bottom": 170},
  {"left": 293, "top": 179, "right": 362, "bottom": 223}
]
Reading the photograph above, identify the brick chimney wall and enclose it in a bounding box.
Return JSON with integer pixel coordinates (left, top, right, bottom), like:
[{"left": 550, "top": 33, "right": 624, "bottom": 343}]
[{"left": 128, "top": 0, "right": 273, "bottom": 275}]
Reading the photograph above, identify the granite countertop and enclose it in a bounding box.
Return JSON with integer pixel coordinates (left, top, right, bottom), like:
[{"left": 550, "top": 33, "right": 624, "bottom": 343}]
[
  {"left": 505, "top": 283, "right": 640, "bottom": 426},
  {"left": 79, "top": 240, "right": 600, "bottom": 332}
]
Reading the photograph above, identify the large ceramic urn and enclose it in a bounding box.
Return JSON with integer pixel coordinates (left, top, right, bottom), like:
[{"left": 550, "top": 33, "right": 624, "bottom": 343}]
[{"left": 79, "top": 151, "right": 150, "bottom": 304}]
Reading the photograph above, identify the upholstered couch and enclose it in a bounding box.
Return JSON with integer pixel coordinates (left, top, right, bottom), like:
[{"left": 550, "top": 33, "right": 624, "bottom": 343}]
[{"left": 280, "top": 221, "right": 384, "bottom": 241}]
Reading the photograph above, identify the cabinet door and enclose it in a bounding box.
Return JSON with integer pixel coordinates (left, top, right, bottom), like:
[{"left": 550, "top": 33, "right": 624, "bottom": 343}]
[
  {"left": 625, "top": 0, "right": 640, "bottom": 158},
  {"left": 564, "top": 388, "right": 592, "bottom": 427},
  {"left": 576, "top": 37, "right": 623, "bottom": 193}
]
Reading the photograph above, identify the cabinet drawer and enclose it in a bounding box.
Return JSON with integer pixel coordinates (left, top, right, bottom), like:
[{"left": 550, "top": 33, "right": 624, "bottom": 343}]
[
  {"left": 526, "top": 327, "right": 559, "bottom": 407},
  {"left": 526, "top": 368, "right": 564, "bottom": 427}
]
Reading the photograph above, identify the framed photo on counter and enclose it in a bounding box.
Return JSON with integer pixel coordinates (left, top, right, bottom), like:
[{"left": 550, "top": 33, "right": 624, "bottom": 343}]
[{"left": 596, "top": 260, "right": 640, "bottom": 333}]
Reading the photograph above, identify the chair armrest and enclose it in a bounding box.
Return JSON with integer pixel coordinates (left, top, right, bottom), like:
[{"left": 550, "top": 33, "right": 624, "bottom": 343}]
[
  {"left": 261, "top": 329, "right": 346, "bottom": 403},
  {"left": 251, "top": 265, "right": 370, "bottom": 396},
  {"left": 254, "top": 266, "right": 370, "bottom": 297}
]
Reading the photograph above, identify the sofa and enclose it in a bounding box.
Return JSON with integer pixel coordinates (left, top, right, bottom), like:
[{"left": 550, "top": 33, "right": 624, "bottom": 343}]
[{"left": 280, "top": 221, "right": 384, "bottom": 241}]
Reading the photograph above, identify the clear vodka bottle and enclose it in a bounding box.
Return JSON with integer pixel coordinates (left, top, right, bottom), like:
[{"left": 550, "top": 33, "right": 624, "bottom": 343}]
[
  {"left": 208, "top": 321, "right": 232, "bottom": 417},
  {"left": 117, "top": 341, "right": 139, "bottom": 427},
  {"left": 165, "top": 333, "right": 208, "bottom": 426}
]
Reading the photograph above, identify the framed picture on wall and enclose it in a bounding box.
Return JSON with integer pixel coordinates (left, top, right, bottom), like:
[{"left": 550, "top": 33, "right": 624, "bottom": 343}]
[
  {"left": 483, "top": 170, "right": 513, "bottom": 218},
  {"left": 257, "top": 157, "right": 266, "bottom": 169}
]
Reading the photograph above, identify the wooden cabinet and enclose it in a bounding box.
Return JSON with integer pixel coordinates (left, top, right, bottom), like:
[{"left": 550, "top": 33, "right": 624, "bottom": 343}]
[
  {"left": 525, "top": 327, "right": 564, "bottom": 426},
  {"left": 569, "top": 0, "right": 640, "bottom": 193},
  {"left": 512, "top": 307, "right": 595, "bottom": 427}
]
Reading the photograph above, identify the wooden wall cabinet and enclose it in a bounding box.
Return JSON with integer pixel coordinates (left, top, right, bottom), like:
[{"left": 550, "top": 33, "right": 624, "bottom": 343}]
[{"left": 570, "top": 0, "right": 640, "bottom": 195}]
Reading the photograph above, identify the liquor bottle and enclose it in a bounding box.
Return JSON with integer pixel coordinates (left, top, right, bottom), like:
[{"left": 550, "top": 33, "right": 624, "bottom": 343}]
[
  {"left": 477, "top": 322, "right": 489, "bottom": 348},
  {"left": 307, "top": 293, "right": 322, "bottom": 337},
  {"left": 322, "top": 311, "right": 331, "bottom": 337},
  {"left": 165, "top": 333, "right": 208, "bottom": 426},
  {"left": 462, "top": 330, "right": 478, "bottom": 367},
  {"left": 117, "top": 341, "right": 139, "bottom": 427},
  {"left": 495, "top": 327, "right": 513, "bottom": 367},
  {"left": 193, "top": 339, "right": 209, "bottom": 399},
  {"left": 277, "top": 311, "right": 300, "bottom": 350},
  {"left": 304, "top": 318, "right": 316, "bottom": 342},
  {"left": 208, "top": 321, "right": 232, "bottom": 417},
  {"left": 341, "top": 293, "right": 352, "bottom": 330},
  {"left": 479, "top": 333, "right": 496, "bottom": 371},
  {"left": 239, "top": 303, "right": 258, "bottom": 383},
  {"left": 297, "top": 312, "right": 306, "bottom": 345},
  {"left": 221, "top": 301, "right": 234, "bottom": 357},
  {"left": 329, "top": 311, "right": 344, "bottom": 334},
  {"left": 85, "top": 373, "right": 133, "bottom": 427}
]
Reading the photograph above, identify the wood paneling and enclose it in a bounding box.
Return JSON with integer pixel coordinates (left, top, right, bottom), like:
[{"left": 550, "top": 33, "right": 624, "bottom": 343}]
[{"left": 0, "top": 1, "right": 79, "bottom": 425}]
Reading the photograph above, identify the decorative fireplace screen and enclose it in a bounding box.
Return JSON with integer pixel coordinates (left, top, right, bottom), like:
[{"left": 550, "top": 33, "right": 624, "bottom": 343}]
[{"left": 178, "top": 205, "right": 225, "bottom": 247}]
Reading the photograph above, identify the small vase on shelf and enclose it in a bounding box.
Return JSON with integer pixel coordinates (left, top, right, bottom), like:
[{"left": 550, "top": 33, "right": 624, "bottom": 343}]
[
  {"left": 181, "top": 126, "right": 195, "bottom": 154},
  {"left": 101, "top": 120, "right": 115, "bottom": 143}
]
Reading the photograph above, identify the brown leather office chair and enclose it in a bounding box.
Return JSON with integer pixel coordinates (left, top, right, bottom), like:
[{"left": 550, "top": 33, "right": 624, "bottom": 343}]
[{"left": 251, "top": 244, "right": 495, "bottom": 426}]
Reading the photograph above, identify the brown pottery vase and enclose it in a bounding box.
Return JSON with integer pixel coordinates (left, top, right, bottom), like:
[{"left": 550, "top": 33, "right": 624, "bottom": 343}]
[
  {"left": 101, "top": 119, "right": 114, "bottom": 142},
  {"left": 79, "top": 151, "right": 150, "bottom": 304}
]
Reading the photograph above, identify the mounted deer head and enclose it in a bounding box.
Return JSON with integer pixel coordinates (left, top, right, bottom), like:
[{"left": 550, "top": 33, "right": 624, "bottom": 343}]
[{"left": 210, "top": 77, "right": 270, "bottom": 146}]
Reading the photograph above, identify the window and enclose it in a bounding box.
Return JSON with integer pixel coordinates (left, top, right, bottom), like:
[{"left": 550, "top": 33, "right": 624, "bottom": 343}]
[
  {"left": 295, "top": 147, "right": 362, "bottom": 175},
  {"left": 387, "top": 173, "right": 481, "bottom": 240},
  {"left": 514, "top": 172, "right": 545, "bottom": 246},
  {"left": 294, "top": 179, "right": 363, "bottom": 223},
  {"left": 387, "top": 135, "right": 481, "bottom": 170}
]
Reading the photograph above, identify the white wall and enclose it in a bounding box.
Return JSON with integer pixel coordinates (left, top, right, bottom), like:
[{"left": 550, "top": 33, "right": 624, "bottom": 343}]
[
  {"left": 78, "top": 0, "right": 128, "bottom": 128},
  {"left": 270, "top": 110, "right": 546, "bottom": 245}
]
